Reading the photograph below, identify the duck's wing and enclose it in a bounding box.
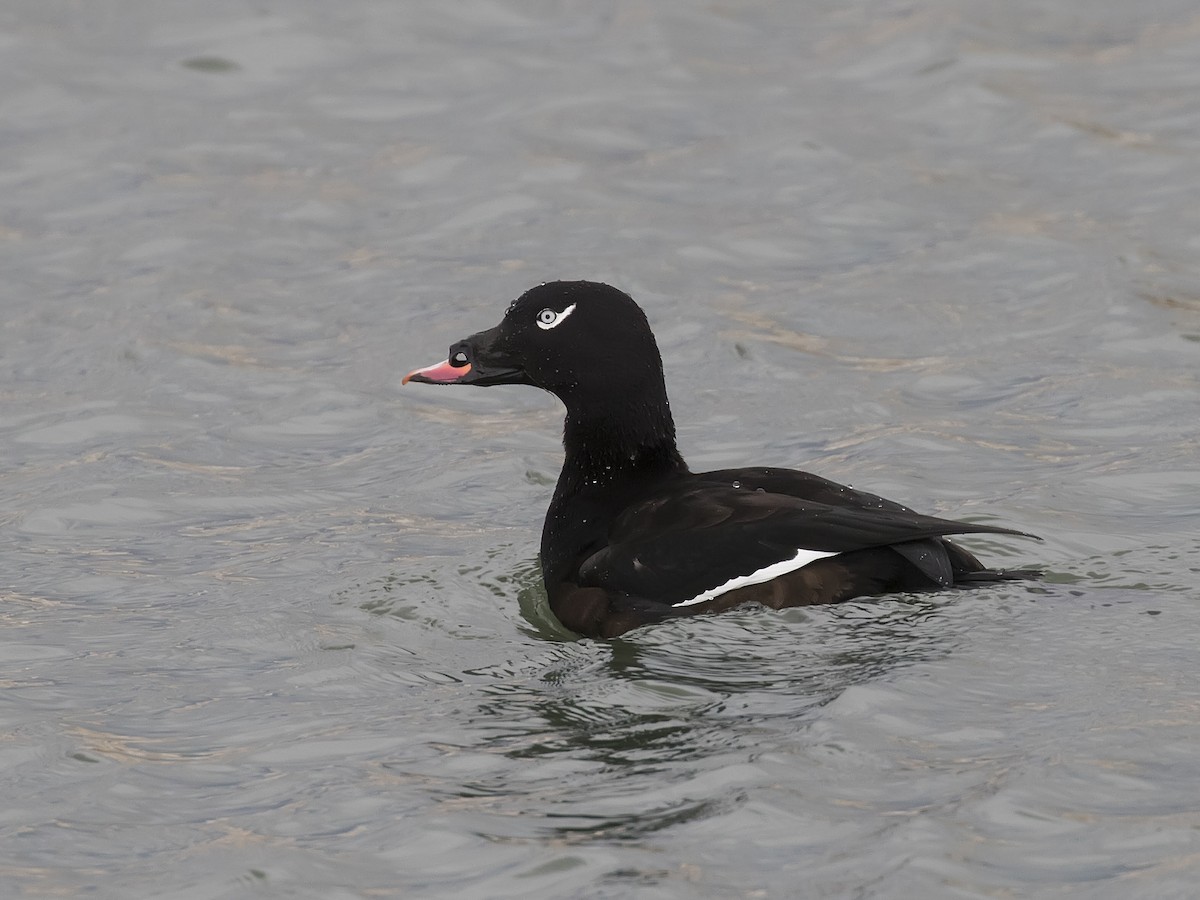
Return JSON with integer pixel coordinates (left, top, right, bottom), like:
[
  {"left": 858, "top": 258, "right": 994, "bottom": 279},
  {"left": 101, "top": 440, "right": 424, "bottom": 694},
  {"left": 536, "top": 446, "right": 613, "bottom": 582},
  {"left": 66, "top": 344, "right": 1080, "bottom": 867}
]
[
  {"left": 695, "top": 467, "right": 920, "bottom": 514},
  {"left": 578, "top": 475, "right": 1034, "bottom": 608}
]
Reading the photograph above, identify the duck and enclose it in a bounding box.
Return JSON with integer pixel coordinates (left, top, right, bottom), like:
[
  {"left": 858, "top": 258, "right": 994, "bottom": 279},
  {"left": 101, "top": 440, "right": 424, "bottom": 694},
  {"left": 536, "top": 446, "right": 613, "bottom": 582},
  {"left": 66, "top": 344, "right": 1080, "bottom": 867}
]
[{"left": 404, "top": 281, "right": 1040, "bottom": 638}]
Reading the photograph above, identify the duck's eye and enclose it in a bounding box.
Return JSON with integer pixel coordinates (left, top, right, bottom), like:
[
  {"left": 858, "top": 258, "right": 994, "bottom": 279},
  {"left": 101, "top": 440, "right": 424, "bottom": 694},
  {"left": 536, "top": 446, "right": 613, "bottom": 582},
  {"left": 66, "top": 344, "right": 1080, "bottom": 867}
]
[{"left": 535, "top": 302, "right": 577, "bottom": 331}]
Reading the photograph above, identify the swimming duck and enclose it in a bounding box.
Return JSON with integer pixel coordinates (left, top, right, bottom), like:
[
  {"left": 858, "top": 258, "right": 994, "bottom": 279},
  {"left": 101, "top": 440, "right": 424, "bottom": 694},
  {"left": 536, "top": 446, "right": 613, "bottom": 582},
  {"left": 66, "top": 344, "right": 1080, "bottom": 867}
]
[{"left": 405, "top": 281, "right": 1039, "bottom": 638}]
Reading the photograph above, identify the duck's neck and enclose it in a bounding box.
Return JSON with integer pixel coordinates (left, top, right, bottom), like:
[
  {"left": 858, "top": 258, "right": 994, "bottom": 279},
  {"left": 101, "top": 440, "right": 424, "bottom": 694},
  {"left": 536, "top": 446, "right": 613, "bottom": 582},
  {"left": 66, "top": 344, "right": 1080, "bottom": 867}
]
[
  {"left": 557, "top": 394, "right": 688, "bottom": 495},
  {"left": 540, "top": 391, "right": 688, "bottom": 586}
]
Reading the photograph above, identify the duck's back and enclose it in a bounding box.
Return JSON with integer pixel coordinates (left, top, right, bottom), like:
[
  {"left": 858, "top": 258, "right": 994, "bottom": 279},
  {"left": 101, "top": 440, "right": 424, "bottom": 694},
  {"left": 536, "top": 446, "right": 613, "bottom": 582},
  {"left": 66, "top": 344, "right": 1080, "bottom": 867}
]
[{"left": 572, "top": 466, "right": 1034, "bottom": 614}]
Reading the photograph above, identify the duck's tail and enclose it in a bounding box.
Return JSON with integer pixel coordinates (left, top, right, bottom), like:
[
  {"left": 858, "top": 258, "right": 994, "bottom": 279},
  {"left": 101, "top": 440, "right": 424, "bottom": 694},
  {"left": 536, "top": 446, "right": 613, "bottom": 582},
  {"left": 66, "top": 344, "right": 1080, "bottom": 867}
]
[
  {"left": 890, "top": 536, "right": 1041, "bottom": 589},
  {"left": 944, "top": 537, "right": 1042, "bottom": 585}
]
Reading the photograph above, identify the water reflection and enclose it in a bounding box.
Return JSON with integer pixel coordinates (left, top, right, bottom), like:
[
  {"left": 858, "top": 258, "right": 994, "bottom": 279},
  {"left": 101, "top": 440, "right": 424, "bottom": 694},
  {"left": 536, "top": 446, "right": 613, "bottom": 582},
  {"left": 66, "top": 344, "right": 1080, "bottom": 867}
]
[{"left": 349, "top": 552, "right": 1052, "bottom": 847}]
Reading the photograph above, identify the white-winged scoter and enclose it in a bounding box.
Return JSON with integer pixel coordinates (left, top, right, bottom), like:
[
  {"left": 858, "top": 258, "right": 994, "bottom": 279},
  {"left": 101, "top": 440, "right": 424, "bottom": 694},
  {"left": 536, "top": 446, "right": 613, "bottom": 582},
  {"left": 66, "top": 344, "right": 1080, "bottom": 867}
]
[{"left": 405, "top": 281, "right": 1039, "bottom": 638}]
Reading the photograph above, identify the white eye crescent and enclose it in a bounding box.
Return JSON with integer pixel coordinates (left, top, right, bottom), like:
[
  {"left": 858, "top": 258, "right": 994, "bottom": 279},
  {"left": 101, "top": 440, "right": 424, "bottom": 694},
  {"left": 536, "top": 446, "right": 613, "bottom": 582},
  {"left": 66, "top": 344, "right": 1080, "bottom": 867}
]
[{"left": 536, "top": 303, "right": 576, "bottom": 330}]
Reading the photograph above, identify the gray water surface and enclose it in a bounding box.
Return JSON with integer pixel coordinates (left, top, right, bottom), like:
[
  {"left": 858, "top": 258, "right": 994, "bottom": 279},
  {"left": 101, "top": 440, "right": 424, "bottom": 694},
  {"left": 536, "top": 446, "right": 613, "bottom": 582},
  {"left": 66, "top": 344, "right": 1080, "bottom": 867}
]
[{"left": 3, "top": 2, "right": 1200, "bottom": 897}]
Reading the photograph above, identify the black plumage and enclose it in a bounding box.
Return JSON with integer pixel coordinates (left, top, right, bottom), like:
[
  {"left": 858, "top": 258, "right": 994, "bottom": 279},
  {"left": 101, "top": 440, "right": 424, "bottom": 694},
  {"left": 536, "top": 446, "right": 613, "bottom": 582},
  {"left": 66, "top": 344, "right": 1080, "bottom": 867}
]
[{"left": 405, "top": 281, "right": 1039, "bottom": 638}]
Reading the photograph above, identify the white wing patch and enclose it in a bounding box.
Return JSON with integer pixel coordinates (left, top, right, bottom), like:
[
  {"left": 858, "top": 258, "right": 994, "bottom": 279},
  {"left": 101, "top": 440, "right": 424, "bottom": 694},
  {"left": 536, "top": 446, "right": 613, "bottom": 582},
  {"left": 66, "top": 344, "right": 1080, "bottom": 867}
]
[
  {"left": 536, "top": 303, "right": 577, "bottom": 330},
  {"left": 672, "top": 548, "right": 840, "bottom": 608}
]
